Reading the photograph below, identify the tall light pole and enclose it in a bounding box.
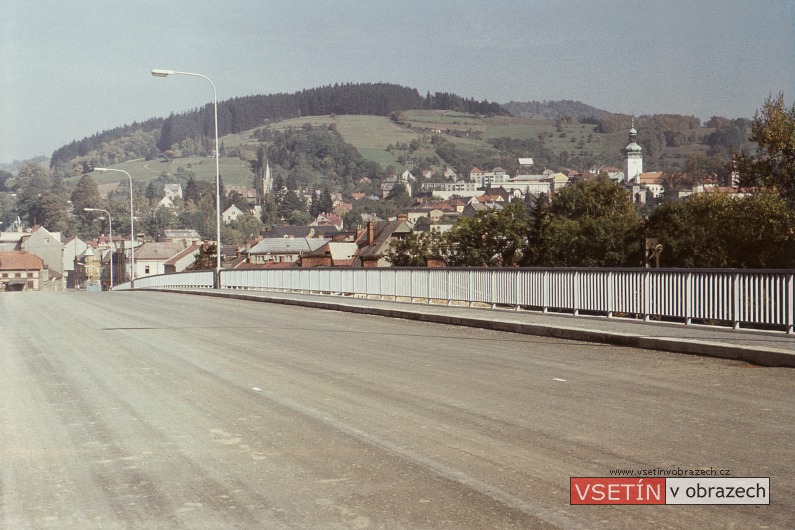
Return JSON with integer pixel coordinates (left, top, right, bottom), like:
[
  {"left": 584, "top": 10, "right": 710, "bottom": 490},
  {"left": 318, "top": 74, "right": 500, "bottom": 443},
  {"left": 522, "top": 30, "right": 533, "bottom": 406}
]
[
  {"left": 94, "top": 168, "right": 135, "bottom": 284},
  {"left": 84, "top": 208, "right": 113, "bottom": 290},
  {"left": 151, "top": 68, "right": 222, "bottom": 284}
]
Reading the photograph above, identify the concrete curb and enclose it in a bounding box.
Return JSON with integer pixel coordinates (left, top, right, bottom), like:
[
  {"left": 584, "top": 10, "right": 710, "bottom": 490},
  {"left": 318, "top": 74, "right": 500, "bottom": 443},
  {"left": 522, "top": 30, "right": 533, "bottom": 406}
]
[{"left": 148, "top": 288, "right": 795, "bottom": 368}]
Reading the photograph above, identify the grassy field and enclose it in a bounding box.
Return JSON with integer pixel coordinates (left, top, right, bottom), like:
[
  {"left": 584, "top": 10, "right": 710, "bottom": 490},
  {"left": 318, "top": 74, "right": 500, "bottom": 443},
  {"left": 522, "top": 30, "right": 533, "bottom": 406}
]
[{"left": 77, "top": 156, "right": 256, "bottom": 196}]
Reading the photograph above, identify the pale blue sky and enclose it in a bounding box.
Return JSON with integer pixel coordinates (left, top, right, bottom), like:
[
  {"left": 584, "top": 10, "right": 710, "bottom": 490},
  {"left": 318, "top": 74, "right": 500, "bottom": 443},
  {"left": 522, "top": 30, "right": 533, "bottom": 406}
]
[{"left": 2, "top": 0, "right": 793, "bottom": 163}]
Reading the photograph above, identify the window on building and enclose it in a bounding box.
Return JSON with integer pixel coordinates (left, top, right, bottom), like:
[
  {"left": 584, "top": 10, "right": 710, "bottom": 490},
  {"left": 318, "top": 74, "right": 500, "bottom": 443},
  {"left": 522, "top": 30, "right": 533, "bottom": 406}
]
[
  {"left": 27, "top": 281, "right": 34, "bottom": 289},
  {"left": 144, "top": 266, "right": 150, "bottom": 274}
]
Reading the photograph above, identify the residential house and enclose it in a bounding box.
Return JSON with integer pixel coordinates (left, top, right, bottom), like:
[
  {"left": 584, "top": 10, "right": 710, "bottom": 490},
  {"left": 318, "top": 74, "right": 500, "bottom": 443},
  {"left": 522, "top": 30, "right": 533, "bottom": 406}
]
[
  {"left": 300, "top": 241, "right": 359, "bottom": 267},
  {"left": 420, "top": 181, "right": 482, "bottom": 200},
  {"left": 164, "top": 244, "right": 203, "bottom": 274},
  {"left": 400, "top": 170, "right": 415, "bottom": 182},
  {"left": 246, "top": 237, "right": 331, "bottom": 265},
  {"left": 381, "top": 177, "right": 412, "bottom": 199},
  {"left": 226, "top": 186, "right": 259, "bottom": 207},
  {"left": 333, "top": 202, "right": 353, "bottom": 215},
  {"left": 63, "top": 236, "right": 89, "bottom": 288},
  {"left": 20, "top": 225, "right": 63, "bottom": 279},
  {"left": 159, "top": 183, "right": 183, "bottom": 208},
  {"left": 626, "top": 171, "right": 666, "bottom": 204},
  {"left": 312, "top": 212, "right": 344, "bottom": 230},
  {"left": 443, "top": 167, "right": 458, "bottom": 180},
  {"left": 470, "top": 166, "right": 510, "bottom": 188},
  {"left": 404, "top": 207, "right": 445, "bottom": 223},
  {"left": 76, "top": 247, "right": 102, "bottom": 290},
  {"left": 638, "top": 172, "right": 665, "bottom": 199},
  {"left": 0, "top": 231, "right": 24, "bottom": 252},
  {"left": 353, "top": 220, "right": 413, "bottom": 267},
  {"left": 133, "top": 241, "right": 200, "bottom": 278},
  {"left": 461, "top": 201, "right": 504, "bottom": 218},
  {"left": 223, "top": 204, "right": 245, "bottom": 224},
  {"left": 0, "top": 251, "right": 46, "bottom": 291}
]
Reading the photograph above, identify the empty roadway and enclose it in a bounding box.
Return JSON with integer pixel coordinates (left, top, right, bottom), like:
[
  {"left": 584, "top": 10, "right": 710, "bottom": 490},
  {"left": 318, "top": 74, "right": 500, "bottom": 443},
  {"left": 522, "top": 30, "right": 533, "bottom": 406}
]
[{"left": 1, "top": 291, "right": 793, "bottom": 528}]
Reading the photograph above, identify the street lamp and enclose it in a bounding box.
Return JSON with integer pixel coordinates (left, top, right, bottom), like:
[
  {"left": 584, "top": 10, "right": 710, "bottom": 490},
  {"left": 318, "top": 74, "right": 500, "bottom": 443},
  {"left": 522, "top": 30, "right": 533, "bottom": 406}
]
[
  {"left": 84, "top": 208, "right": 113, "bottom": 290},
  {"left": 152, "top": 68, "right": 222, "bottom": 283},
  {"left": 94, "top": 168, "right": 135, "bottom": 284}
]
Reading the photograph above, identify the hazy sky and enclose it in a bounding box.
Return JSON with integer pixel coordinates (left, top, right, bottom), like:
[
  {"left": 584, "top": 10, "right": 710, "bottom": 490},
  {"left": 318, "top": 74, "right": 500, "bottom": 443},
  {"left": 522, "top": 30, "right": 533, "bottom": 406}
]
[{"left": 2, "top": 0, "right": 793, "bottom": 163}]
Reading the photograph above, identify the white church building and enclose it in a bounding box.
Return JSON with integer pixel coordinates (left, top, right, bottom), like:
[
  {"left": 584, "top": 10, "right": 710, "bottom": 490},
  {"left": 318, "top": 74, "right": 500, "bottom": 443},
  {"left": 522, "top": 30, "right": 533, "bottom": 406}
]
[{"left": 623, "top": 119, "right": 643, "bottom": 184}]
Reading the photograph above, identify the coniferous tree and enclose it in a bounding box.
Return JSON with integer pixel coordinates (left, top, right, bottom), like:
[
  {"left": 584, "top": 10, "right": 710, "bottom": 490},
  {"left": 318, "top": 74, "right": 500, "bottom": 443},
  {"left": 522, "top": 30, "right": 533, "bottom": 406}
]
[
  {"left": 184, "top": 176, "right": 200, "bottom": 205},
  {"left": 319, "top": 188, "right": 334, "bottom": 214},
  {"left": 71, "top": 175, "right": 102, "bottom": 219},
  {"left": 309, "top": 191, "right": 320, "bottom": 217}
]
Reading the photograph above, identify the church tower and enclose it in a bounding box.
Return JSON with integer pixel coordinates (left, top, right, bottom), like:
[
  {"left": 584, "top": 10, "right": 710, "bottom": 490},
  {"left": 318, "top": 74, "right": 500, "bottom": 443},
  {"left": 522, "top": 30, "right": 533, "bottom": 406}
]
[
  {"left": 263, "top": 161, "right": 273, "bottom": 194},
  {"left": 623, "top": 119, "right": 643, "bottom": 184}
]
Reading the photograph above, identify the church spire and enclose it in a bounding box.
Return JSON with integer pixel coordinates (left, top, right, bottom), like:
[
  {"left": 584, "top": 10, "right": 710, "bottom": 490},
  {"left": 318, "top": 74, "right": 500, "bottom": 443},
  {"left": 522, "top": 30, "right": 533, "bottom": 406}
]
[{"left": 623, "top": 119, "right": 643, "bottom": 184}]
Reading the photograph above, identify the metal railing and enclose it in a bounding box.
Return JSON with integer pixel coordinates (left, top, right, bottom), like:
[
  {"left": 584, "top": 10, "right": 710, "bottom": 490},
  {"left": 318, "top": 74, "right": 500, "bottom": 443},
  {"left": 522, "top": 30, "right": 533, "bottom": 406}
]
[{"left": 114, "top": 267, "right": 795, "bottom": 333}]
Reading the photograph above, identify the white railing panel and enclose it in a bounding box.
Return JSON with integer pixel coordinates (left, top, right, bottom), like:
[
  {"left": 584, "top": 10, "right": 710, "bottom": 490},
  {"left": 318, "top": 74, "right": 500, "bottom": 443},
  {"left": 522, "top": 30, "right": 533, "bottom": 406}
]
[{"left": 125, "top": 268, "right": 794, "bottom": 332}]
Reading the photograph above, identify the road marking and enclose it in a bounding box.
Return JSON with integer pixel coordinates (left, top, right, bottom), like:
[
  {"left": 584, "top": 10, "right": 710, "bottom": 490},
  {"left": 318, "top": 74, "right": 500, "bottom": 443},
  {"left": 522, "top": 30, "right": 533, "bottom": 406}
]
[
  {"left": 553, "top": 378, "right": 567, "bottom": 382},
  {"left": 252, "top": 387, "right": 261, "bottom": 391}
]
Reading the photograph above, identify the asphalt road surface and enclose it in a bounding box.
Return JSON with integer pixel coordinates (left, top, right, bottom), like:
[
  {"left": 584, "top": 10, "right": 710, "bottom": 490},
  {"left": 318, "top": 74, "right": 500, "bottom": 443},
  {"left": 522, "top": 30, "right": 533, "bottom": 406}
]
[{"left": 1, "top": 291, "right": 793, "bottom": 529}]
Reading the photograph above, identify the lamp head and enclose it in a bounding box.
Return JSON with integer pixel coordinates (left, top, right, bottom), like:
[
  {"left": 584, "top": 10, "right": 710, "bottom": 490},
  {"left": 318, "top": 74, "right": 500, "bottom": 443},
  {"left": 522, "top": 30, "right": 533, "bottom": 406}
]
[
  {"left": 151, "top": 68, "right": 174, "bottom": 77},
  {"left": 94, "top": 167, "right": 108, "bottom": 172}
]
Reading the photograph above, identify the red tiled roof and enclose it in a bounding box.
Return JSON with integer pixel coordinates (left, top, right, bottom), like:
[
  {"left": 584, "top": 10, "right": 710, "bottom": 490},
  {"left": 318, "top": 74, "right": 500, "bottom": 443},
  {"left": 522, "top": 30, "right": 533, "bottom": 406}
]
[{"left": 0, "top": 251, "right": 44, "bottom": 271}]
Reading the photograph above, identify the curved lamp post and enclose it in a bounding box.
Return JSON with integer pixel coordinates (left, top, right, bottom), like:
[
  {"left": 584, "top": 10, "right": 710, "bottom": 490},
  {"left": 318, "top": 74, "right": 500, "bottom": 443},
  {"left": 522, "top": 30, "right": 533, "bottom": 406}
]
[
  {"left": 94, "top": 168, "right": 135, "bottom": 284},
  {"left": 84, "top": 208, "right": 113, "bottom": 290},
  {"left": 151, "top": 68, "right": 222, "bottom": 283}
]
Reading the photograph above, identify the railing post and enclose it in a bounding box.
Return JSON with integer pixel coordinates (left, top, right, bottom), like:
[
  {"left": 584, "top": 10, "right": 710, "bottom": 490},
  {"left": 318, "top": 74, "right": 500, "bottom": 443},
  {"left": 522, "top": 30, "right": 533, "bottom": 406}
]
[
  {"left": 491, "top": 269, "right": 497, "bottom": 309},
  {"left": 426, "top": 269, "right": 432, "bottom": 305},
  {"left": 732, "top": 271, "right": 741, "bottom": 330},
  {"left": 573, "top": 270, "right": 579, "bottom": 316},
  {"left": 515, "top": 269, "right": 521, "bottom": 311},
  {"left": 543, "top": 270, "right": 549, "bottom": 313},
  {"left": 469, "top": 270, "right": 474, "bottom": 308},
  {"left": 685, "top": 271, "right": 693, "bottom": 325},
  {"left": 788, "top": 273, "right": 794, "bottom": 334},
  {"left": 607, "top": 271, "right": 614, "bottom": 318},
  {"left": 447, "top": 269, "right": 452, "bottom": 306},
  {"left": 643, "top": 270, "right": 651, "bottom": 321}
]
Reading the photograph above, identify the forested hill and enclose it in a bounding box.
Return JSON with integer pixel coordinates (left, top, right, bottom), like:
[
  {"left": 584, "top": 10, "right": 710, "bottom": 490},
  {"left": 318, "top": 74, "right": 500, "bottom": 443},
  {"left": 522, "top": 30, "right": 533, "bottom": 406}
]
[
  {"left": 50, "top": 117, "right": 164, "bottom": 170},
  {"left": 50, "top": 83, "right": 507, "bottom": 168},
  {"left": 503, "top": 100, "right": 611, "bottom": 121}
]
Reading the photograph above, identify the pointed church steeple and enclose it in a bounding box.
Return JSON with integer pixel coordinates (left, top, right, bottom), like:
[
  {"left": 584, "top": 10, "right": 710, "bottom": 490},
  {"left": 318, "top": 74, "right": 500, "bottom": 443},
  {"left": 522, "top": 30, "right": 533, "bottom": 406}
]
[{"left": 263, "top": 161, "right": 273, "bottom": 194}]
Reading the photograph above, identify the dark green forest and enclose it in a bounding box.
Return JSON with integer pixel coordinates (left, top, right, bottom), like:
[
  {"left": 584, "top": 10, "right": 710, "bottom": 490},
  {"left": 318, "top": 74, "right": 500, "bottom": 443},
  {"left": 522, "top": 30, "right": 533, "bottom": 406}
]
[{"left": 51, "top": 83, "right": 506, "bottom": 169}]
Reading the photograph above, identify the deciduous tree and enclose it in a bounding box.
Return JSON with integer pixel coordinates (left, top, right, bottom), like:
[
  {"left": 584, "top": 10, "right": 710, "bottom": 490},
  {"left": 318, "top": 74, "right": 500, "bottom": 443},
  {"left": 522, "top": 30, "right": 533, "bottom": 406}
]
[
  {"left": 445, "top": 203, "right": 529, "bottom": 267},
  {"left": 737, "top": 93, "right": 795, "bottom": 200}
]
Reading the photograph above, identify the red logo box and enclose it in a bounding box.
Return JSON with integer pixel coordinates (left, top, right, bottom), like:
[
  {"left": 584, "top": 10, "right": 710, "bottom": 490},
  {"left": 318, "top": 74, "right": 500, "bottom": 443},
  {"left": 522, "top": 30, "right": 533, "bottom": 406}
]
[{"left": 571, "top": 478, "right": 666, "bottom": 505}]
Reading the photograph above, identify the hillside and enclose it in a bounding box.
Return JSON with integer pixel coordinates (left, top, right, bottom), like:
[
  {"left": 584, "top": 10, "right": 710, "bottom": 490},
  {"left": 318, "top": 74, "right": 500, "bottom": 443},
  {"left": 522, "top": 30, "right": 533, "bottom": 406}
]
[
  {"left": 47, "top": 83, "right": 754, "bottom": 197},
  {"left": 74, "top": 108, "right": 740, "bottom": 202},
  {"left": 503, "top": 100, "right": 611, "bottom": 121}
]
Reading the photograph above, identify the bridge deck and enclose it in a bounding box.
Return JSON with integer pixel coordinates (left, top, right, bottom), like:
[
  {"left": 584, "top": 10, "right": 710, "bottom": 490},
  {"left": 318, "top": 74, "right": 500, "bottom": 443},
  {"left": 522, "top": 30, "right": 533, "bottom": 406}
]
[{"left": 156, "top": 288, "right": 795, "bottom": 367}]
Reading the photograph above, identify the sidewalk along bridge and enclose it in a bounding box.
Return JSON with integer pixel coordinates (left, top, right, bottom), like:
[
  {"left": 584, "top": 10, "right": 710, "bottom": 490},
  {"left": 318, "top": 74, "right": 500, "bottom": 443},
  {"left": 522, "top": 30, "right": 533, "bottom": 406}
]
[{"left": 114, "top": 267, "right": 795, "bottom": 334}]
